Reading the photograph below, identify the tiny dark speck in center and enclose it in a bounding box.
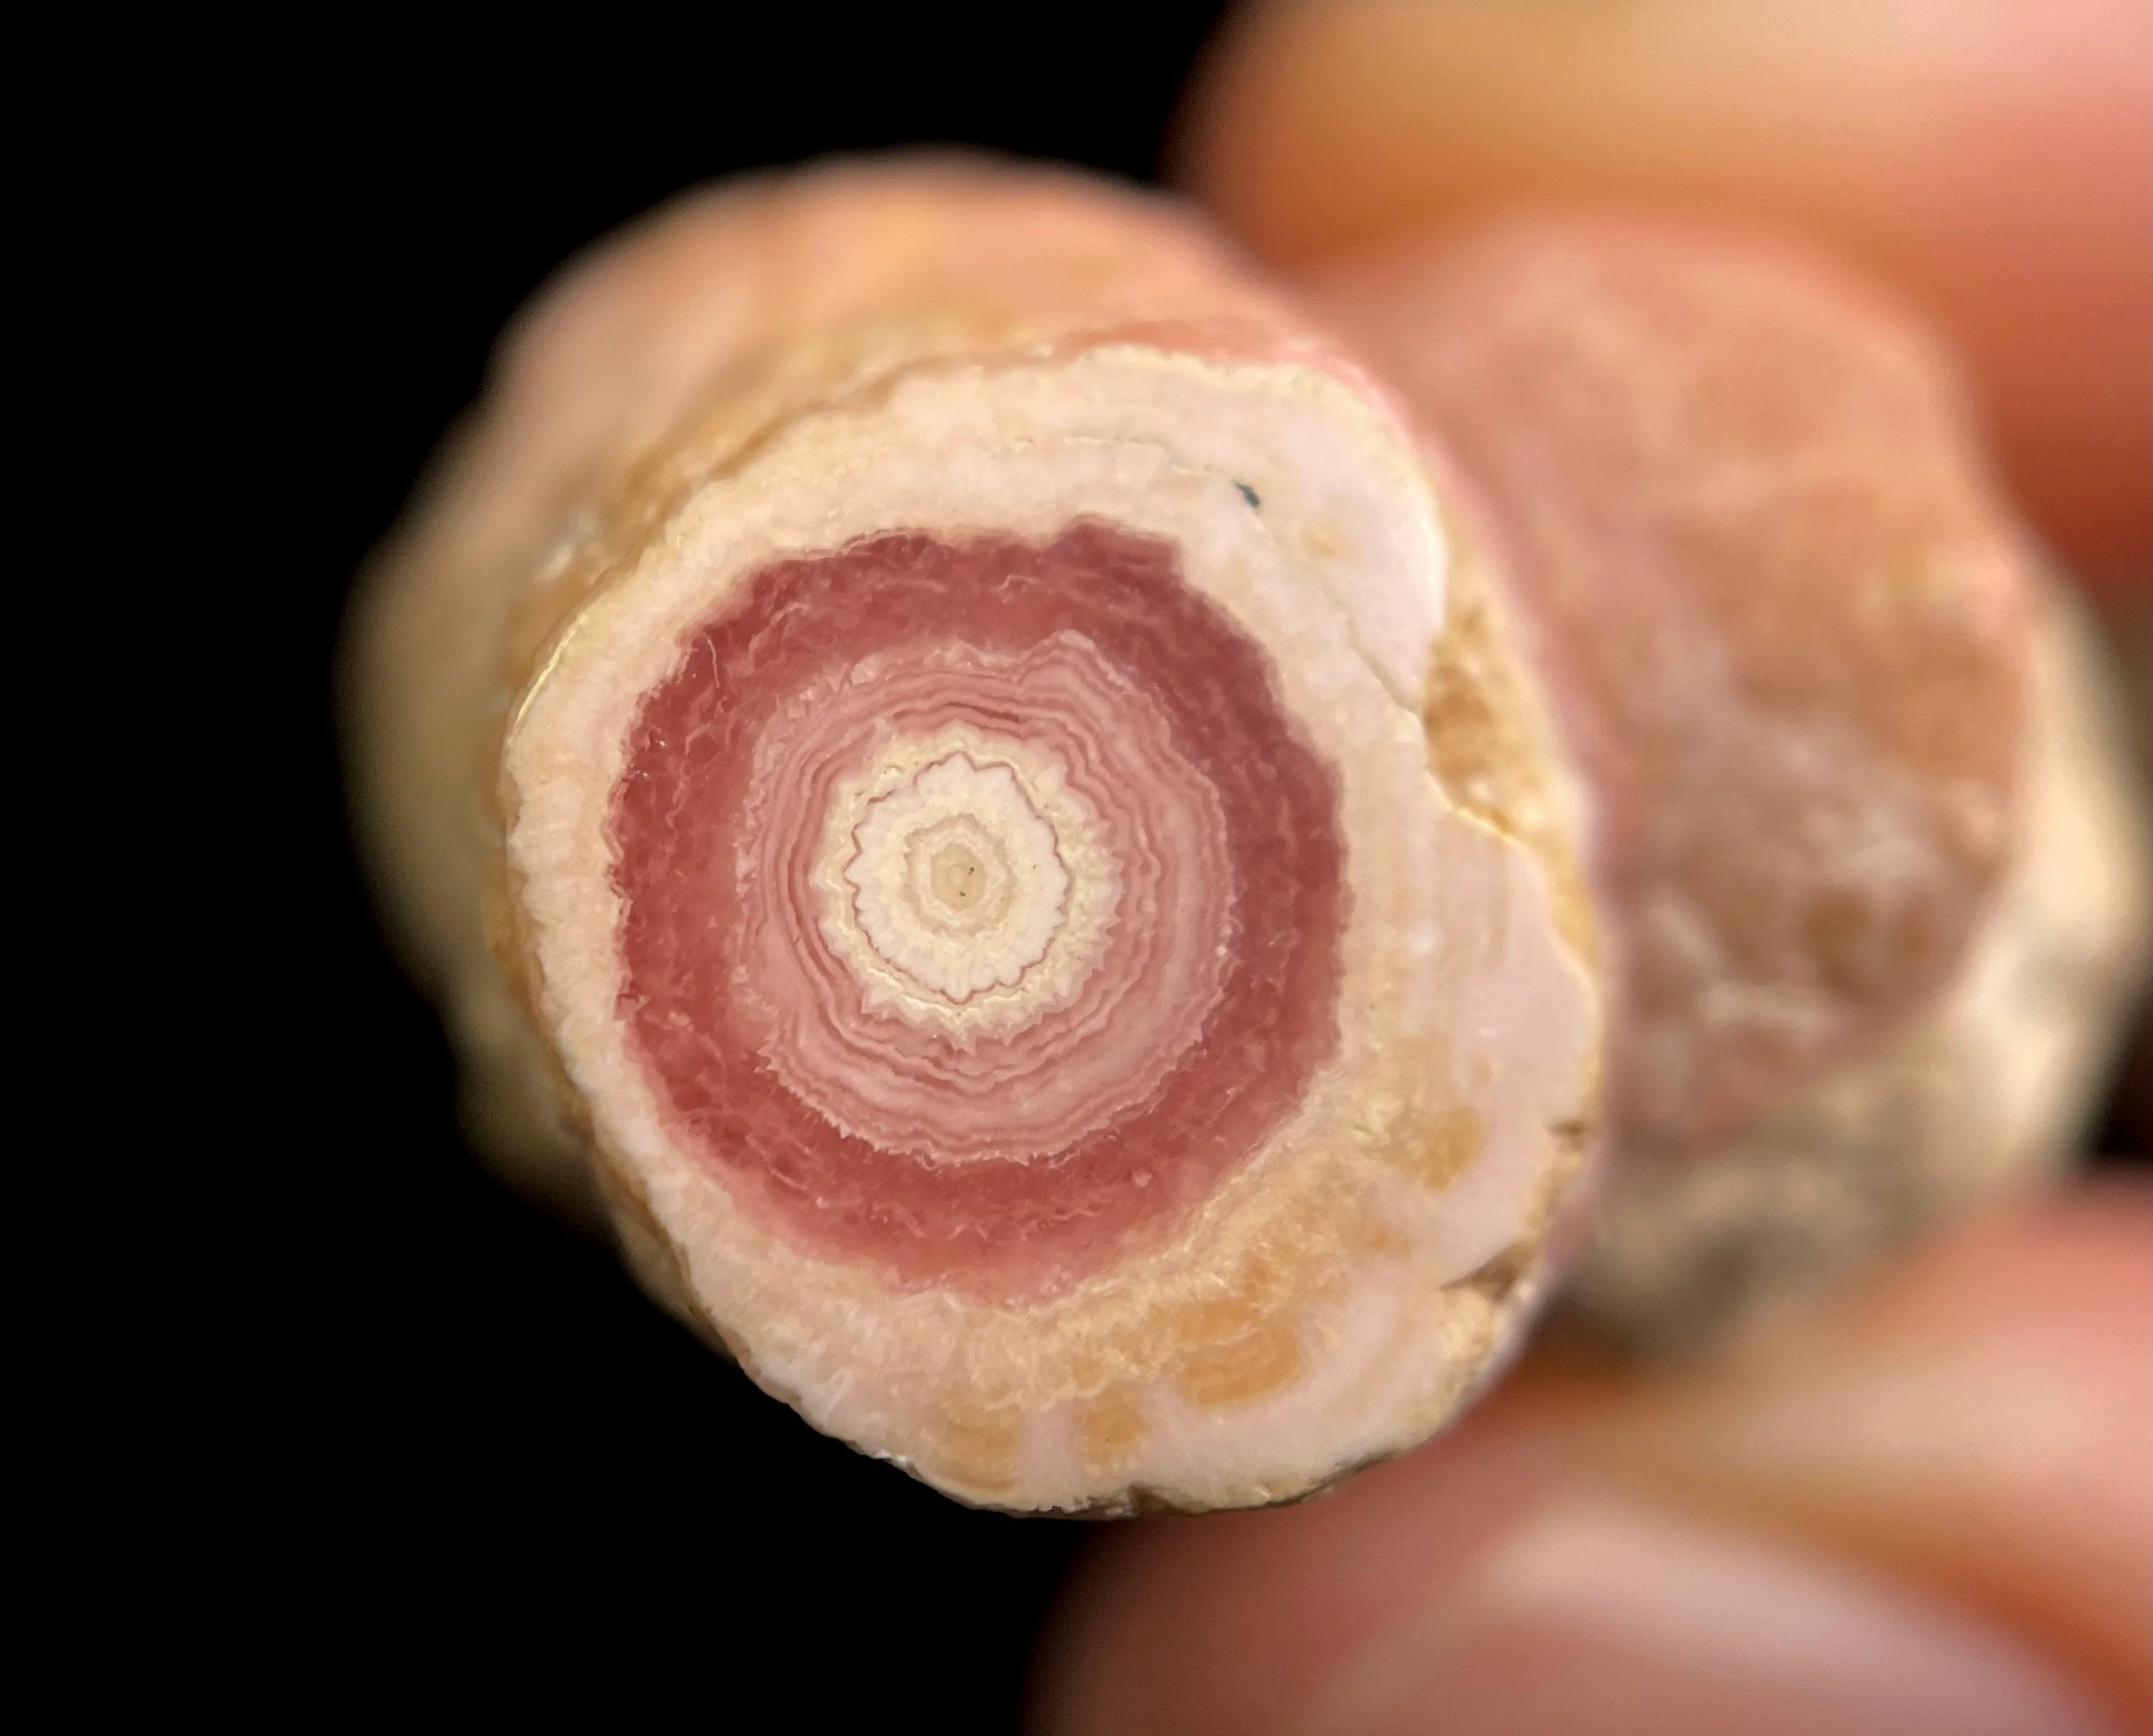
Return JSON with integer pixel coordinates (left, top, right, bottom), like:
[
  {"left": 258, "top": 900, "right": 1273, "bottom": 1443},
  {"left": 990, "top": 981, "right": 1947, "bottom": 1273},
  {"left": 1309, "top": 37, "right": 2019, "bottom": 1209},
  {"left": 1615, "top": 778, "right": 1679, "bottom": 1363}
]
[{"left": 1235, "top": 481, "right": 1261, "bottom": 510}]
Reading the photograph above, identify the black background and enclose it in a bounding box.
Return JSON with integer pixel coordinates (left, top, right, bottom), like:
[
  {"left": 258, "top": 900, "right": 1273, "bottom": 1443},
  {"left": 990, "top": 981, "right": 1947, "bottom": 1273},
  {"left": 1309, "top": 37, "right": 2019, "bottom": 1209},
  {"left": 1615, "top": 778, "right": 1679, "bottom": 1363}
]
[{"left": 213, "top": 9, "right": 1230, "bottom": 1724}]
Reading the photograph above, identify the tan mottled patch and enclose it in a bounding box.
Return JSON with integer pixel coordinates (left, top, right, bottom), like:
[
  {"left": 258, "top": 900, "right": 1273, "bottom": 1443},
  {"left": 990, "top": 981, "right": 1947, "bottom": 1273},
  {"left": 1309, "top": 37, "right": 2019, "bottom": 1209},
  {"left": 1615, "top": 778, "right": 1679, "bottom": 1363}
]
[
  {"left": 1422, "top": 541, "right": 1598, "bottom": 971},
  {"left": 1161, "top": 1242, "right": 1303, "bottom": 1360},
  {"left": 927, "top": 1407, "right": 1022, "bottom": 1495},
  {"left": 1076, "top": 1387, "right": 1150, "bottom": 1476},
  {"left": 1349, "top": 1211, "right": 1412, "bottom": 1257},
  {"left": 1175, "top": 1318, "right": 1304, "bottom": 1409},
  {"left": 1409, "top": 1104, "right": 1486, "bottom": 1190},
  {"left": 1300, "top": 520, "right": 1351, "bottom": 562},
  {"left": 1167, "top": 1292, "right": 1260, "bottom": 1348}
]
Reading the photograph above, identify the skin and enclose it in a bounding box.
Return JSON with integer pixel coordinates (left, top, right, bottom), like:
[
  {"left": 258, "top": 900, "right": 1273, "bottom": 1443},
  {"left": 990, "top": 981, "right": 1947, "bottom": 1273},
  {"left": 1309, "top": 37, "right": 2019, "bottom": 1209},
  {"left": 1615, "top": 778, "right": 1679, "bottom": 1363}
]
[
  {"left": 1178, "top": 0, "right": 2153, "bottom": 603},
  {"left": 1030, "top": 5, "right": 2152, "bottom": 1729}
]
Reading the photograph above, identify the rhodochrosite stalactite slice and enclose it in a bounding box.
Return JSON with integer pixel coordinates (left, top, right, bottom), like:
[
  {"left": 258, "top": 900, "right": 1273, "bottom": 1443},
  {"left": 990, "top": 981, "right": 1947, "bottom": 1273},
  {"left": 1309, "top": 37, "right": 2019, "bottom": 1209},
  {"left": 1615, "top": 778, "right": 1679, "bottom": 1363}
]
[{"left": 611, "top": 520, "right": 1347, "bottom": 1300}]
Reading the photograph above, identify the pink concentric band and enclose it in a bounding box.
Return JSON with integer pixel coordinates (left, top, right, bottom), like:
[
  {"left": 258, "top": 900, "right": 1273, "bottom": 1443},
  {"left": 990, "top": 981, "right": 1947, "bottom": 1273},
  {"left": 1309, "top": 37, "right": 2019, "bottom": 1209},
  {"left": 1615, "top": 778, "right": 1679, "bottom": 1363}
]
[{"left": 611, "top": 520, "right": 1347, "bottom": 1300}]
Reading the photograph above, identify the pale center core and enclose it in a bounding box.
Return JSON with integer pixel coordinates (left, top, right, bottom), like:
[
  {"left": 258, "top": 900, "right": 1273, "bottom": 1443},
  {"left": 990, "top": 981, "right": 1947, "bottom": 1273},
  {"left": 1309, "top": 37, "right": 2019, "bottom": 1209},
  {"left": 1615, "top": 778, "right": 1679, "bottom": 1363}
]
[{"left": 819, "top": 737, "right": 1115, "bottom": 1031}]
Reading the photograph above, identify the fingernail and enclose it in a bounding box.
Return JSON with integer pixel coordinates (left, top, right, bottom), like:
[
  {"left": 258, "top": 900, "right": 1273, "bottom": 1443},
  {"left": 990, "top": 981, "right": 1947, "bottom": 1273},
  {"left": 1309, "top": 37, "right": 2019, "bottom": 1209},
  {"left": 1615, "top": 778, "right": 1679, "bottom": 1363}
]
[{"left": 1294, "top": 1496, "right": 2116, "bottom": 1736}]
